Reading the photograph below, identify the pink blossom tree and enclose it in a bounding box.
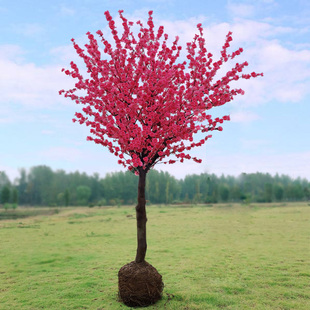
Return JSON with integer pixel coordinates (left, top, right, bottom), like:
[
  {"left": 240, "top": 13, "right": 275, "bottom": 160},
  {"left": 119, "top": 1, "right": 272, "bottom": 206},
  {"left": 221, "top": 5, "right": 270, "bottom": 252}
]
[{"left": 60, "top": 10, "right": 262, "bottom": 306}]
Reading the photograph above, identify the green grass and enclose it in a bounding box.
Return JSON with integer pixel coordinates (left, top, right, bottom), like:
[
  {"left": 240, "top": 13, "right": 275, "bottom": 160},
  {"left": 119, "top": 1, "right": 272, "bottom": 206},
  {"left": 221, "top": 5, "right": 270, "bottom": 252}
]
[{"left": 0, "top": 203, "right": 309, "bottom": 309}]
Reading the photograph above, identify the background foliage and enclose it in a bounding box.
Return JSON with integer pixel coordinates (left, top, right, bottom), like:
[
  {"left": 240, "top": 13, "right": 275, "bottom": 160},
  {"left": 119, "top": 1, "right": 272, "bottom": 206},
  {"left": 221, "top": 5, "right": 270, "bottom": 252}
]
[{"left": 1, "top": 167, "right": 309, "bottom": 207}]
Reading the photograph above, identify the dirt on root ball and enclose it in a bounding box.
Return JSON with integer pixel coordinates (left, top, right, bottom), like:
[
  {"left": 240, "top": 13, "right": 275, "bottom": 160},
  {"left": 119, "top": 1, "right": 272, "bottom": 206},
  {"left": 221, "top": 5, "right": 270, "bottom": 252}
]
[{"left": 118, "top": 261, "right": 164, "bottom": 307}]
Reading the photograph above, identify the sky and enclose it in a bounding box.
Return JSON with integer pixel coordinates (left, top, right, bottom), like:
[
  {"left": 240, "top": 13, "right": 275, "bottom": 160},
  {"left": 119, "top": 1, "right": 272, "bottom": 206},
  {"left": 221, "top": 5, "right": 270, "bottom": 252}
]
[{"left": 0, "top": 0, "right": 310, "bottom": 182}]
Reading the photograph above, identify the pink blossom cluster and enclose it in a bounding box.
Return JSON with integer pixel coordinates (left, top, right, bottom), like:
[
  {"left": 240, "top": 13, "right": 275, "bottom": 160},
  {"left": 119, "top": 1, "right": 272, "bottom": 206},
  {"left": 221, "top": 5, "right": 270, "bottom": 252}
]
[{"left": 60, "top": 10, "right": 262, "bottom": 173}]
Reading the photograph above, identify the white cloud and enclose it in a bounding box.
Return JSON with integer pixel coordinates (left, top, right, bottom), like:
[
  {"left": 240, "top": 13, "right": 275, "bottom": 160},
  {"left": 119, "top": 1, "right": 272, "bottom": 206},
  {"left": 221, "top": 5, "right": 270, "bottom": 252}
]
[
  {"left": 229, "top": 20, "right": 294, "bottom": 45},
  {"left": 254, "top": 41, "right": 310, "bottom": 103},
  {"left": 230, "top": 111, "right": 261, "bottom": 123},
  {"left": 154, "top": 17, "right": 310, "bottom": 109},
  {"left": 159, "top": 17, "right": 207, "bottom": 44},
  {"left": 50, "top": 44, "right": 83, "bottom": 66},
  {"left": 0, "top": 46, "right": 73, "bottom": 108},
  {"left": 204, "top": 20, "right": 310, "bottom": 107},
  {"left": 0, "top": 44, "right": 24, "bottom": 61}
]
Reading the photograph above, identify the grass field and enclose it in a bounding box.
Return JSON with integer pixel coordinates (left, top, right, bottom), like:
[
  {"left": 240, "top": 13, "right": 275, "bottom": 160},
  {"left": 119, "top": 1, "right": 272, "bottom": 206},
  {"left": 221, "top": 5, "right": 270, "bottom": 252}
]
[{"left": 0, "top": 203, "right": 309, "bottom": 309}]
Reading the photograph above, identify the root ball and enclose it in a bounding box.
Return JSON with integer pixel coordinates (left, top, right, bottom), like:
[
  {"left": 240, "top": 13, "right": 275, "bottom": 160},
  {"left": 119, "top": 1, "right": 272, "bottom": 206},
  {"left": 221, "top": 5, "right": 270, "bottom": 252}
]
[{"left": 118, "top": 261, "right": 164, "bottom": 307}]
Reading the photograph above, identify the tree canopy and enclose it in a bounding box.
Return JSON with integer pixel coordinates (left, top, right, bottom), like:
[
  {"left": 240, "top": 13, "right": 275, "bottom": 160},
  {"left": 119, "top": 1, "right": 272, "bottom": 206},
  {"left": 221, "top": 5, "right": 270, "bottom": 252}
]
[{"left": 60, "top": 10, "right": 262, "bottom": 174}]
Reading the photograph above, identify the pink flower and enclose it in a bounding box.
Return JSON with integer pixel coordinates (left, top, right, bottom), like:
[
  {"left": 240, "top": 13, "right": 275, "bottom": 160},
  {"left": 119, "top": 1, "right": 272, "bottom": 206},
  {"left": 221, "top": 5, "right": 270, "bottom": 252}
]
[{"left": 60, "top": 12, "right": 262, "bottom": 172}]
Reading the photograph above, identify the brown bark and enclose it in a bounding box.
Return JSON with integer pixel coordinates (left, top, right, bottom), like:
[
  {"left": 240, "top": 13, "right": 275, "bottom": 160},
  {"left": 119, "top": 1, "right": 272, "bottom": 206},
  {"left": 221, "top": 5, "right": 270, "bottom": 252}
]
[{"left": 135, "top": 169, "right": 147, "bottom": 263}]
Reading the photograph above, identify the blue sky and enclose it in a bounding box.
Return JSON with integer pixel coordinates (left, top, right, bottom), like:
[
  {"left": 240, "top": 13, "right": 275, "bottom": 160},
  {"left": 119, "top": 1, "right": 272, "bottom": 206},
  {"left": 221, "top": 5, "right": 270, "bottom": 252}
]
[{"left": 0, "top": 0, "right": 310, "bottom": 181}]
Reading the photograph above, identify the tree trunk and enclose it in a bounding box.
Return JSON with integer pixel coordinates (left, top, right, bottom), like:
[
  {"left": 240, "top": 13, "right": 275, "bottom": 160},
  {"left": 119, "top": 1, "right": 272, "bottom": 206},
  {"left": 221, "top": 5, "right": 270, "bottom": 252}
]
[{"left": 135, "top": 169, "right": 147, "bottom": 263}]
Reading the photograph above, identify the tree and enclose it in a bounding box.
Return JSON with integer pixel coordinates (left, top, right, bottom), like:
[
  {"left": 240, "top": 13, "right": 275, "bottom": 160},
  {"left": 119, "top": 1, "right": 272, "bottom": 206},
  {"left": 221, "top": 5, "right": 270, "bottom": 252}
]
[
  {"left": 274, "top": 184, "right": 284, "bottom": 201},
  {"left": 1, "top": 185, "right": 10, "bottom": 204},
  {"left": 219, "top": 184, "right": 230, "bottom": 202},
  {"left": 264, "top": 183, "right": 273, "bottom": 203},
  {"left": 0, "top": 171, "right": 11, "bottom": 188},
  {"left": 64, "top": 188, "right": 70, "bottom": 206},
  {"left": 230, "top": 184, "right": 241, "bottom": 202},
  {"left": 12, "top": 188, "right": 18, "bottom": 205},
  {"left": 60, "top": 10, "right": 262, "bottom": 306},
  {"left": 27, "top": 166, "right": 54, "bottom": 205},
  {"left": 76, "top": 185, "right": 91, "bottom": 205}
]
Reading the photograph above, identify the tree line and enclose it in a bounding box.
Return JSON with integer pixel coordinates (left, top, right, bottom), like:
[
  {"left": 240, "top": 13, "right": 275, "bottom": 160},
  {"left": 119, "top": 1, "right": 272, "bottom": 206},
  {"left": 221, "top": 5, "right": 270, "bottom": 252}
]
[{"left": 0, "top": 166, "right": 309, "bottom": 207}]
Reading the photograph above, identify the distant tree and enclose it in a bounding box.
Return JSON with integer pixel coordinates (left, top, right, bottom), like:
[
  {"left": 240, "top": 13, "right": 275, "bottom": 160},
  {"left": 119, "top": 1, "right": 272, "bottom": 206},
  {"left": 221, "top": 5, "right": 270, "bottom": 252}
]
[
  {"left": 230, "top": 184, "right": 241, "bottom": 202},
  {"left": 193, "top": 179, "right": 202, "bottom": 203},
  {"left": 264, "top": 183, "right": 273, "bottom": 203},
  {"left": 181, "top": 175, "right": 197, "bottom": 201},
  {"left": 219, "top": 184, "right": 230, "bottom": 202},
  {"left": 57, "top": 193, "right": 64, "bottom": 206},
  {"left": 293, "top": 182, "right": 304, "bottom": 201},
  {"left": 274, "top": 184, "right": 284, "bottom": 201},
  {"left": 12, "top": 188, "right": 18, "bottom": 204},
  {"left": 165, "top": 180, "right": 170, "bottom": 204},
  {"left": 1, "top": 185, "right": 10, "bottom": 204},
  {"left": 76, "top": 185, "right": 91, "bottom": 205},
  {"left": 0, "top": 171, "right": 11, "bottom": 187},
  {"left": 60, "top": 10, "right": 262, "bottom": 306},
  {"left": 284, "top": 183, "right": 304, "bottom": 201},
  {"left": 153, "top": 181, "right": 160, "bottom": 204},
  {"left": 64, "top": 188, "right": 70, "bottom": 206},
  {"left": 7, "top": 165, "right": 310, "bottom": 207},
  {"left": 88, "top": 173, "right": 99, "bottom": 202},
  {"left": 211, "top": 186, "right": 219, "bottom": 203},
  {"left": 27, "top": 166, "right": 54, "bottom": 205}
]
